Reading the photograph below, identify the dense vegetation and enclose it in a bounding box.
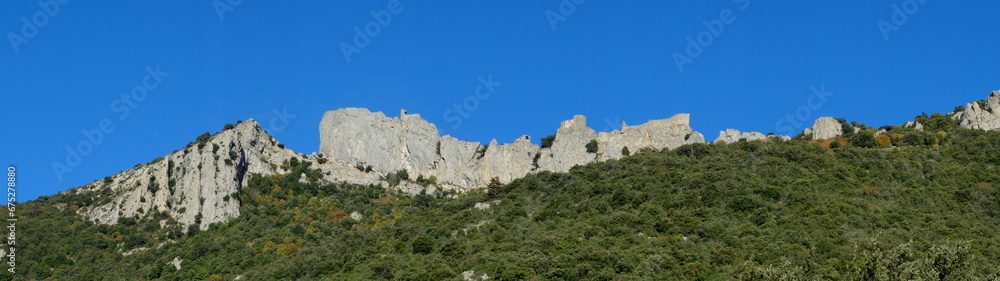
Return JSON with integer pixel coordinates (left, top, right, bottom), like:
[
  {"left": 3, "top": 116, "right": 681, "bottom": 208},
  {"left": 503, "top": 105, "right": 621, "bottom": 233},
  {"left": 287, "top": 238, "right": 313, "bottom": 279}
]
[{"left": 8, "top": 115, "right": 1000, "bottom": 280}]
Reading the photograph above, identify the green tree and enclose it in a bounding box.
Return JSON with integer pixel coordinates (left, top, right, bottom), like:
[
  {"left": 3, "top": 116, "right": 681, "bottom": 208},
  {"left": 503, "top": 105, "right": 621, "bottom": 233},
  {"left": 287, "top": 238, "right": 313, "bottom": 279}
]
[
  {"left": 411, "top": 235, "right": 435, "bottom": 254},
  {"left": 586, "top": 139, "right": 599, "bottom": 153},
  {"left": 850, "top": 131, "right": 876, "bottom": 148},
  {"left": 541, "top": 134, "right": 556, "bottom": 148}
]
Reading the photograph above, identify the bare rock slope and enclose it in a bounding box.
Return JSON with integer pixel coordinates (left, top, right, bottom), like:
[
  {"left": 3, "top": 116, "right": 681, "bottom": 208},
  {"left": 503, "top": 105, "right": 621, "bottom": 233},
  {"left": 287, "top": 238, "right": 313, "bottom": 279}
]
[{"left": 74, "top": 120, "right": 385, "bottom": 230}]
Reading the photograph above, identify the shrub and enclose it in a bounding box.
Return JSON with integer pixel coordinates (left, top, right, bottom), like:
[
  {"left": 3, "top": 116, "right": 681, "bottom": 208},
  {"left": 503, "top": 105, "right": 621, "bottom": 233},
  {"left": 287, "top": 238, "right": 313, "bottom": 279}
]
[
  {"left": 850, "top": 131, "right": 876, "bottom": 148},
  {"left": 385, "top": 170, "right": 406, "bottom": 187},
  {"left": 147, "top": 176, "right": 160, "bottom": 194},
  {"left": 186, "top": 225, "right": 200, "bottom": 236},
  {"left": 586, "top": 139, "right": 599, "bottom": 153},
  {"left": 223, "top": 123, "right": 235, "bottom": 130},
  {"left": 486, "top": 177, "right": 506, "bottom": 199},
  {"left": 622, "top": 146, "right": 631, "bottom": 156},
  {"left": 875, "top": 134, "right": 892, "bottom": 147},
  {"left": 411, "top": 235, "right": 435, "bottom": 254},
  {"left": 541, "top": 134, "right": 556, "bottom": 148},
  {"left": 860, "top": 185, "right": 881, "bottom": 196},
  {"left": 830, "top": 140, "right": 842, "bottom": 148},
  {"left": 902, "top": 132, "right": 930, "bottom": 146},
  {"left": 195, "top": 132, "right": 211, "bottom": 149},
  {"left": 276, "top": 243, "right": 299, "bottom": 256}
]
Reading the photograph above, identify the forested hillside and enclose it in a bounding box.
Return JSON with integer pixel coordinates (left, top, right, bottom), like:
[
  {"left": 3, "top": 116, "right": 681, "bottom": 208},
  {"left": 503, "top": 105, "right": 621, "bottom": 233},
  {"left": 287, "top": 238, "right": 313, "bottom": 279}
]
[{"left": 9, "top": 114, "right": 1000, "bottom": 280}]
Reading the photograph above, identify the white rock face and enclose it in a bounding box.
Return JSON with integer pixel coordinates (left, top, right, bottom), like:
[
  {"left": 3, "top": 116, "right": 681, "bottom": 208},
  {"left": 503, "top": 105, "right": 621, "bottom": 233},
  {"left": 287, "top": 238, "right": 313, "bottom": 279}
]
[
  {"left": 685, "top": 132, "right": 706, "bottom": 145},
  {"left": 809, "top": 117, "right": 844, "bottom": 140},
  {"left": 540, "top": 115, "right": 598, "bottom": 172},
  {"left": 76, "top": 120, "right": 280, "bottom": 229},
  {"left": 74, "top": 120, "right": 369, "bottom": 231},
  {"left": 960, "top": 90, "right": 1000, "bottom": 130},
  {"left": 713, "top": 129, "right": 788, "bottom": 144},
  {"left": 320, "top": 109, "right": 440, "bottom": 176},
  {"left": 462, "top": 270, "right": 490, "bottom": 281},
  {"left": 170, "top": 257, "right": 182, "bottom": 270},
  {"left": 319, "top": 109, "right": 705, "bottom": 191},
  {"left": 595, "top": 114, "right": 697, "bottom": 161}
]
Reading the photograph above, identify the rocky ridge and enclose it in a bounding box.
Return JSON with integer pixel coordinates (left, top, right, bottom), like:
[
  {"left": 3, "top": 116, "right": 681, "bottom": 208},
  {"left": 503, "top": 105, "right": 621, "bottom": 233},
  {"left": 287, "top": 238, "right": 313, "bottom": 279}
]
[
  {"left": 73, "top": 120, "right": 387, "bottom": 230},
  {"left": 69, "top": 89, "right": 1000, "bottom": 230},
  {"left": 713, "top": 129, "right": 790, "bottom": 144},
  {"left": 319, "top": 109, "right": 712, "bottom": 191}
]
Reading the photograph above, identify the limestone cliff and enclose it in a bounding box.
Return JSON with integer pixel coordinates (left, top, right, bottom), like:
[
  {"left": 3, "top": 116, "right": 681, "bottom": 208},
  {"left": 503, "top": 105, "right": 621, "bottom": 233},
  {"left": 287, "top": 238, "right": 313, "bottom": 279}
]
[
  {"left": 713, "top": 129, "right": 790, "bottom": 144},
  {"left": 959, "top": 90, "right": 1000, "bottom": 130},
  {"left": 73, "top": 120, "right": 384, "bottom": 231},
  {"left": 319, "top": 109, "right": 705, "bottom": 191}
]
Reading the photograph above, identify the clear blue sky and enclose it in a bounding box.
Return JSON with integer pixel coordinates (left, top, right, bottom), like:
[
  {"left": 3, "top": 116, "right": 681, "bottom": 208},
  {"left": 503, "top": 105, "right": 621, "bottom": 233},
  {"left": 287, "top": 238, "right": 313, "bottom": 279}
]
[{"left": 3, "top": 1, "right": 999, "bottom": 201}]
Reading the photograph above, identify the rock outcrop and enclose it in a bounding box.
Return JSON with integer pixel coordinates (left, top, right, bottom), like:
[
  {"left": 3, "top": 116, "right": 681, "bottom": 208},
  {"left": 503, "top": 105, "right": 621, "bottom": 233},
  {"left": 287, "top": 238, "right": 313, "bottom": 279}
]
[
  {"left": 74, "top": 120, "right": 285, "bottom": 229},
  {"left": 73, "top": 120, "right": 387, "bottom": 231},
  {"left": 808, "top": 117, "right": 843, "bottom": 140},
  {"left": 319, "top": 109, "right": 705, "bottom": 191},
  {"left": 713, "top": 129, "right": 790, "bottom": 144},
  {"left": 903, "top": 121, "right": 924, "bottom": 131},
  {"left": 595, "top": 114, "right": 701, "bottom": 161},
  {"left": 959, "top": 90, "right": 1000, "bottom": 130},
  {"left": 74, "top": 120, "right": 313, "bottom": 230}
]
